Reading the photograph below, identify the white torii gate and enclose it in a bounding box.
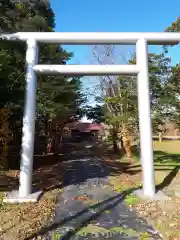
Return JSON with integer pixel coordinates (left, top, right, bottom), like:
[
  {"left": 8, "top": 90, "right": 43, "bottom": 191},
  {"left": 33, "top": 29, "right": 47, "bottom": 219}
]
[{"left": 1, "top": 32, "right": 180, "bottom": 203}]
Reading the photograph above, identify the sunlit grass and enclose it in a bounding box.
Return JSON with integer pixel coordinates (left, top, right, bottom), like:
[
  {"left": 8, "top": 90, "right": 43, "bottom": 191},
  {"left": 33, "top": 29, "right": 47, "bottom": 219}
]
[{"left": 153, "top": 140, "right": 180, "bottom": 154}]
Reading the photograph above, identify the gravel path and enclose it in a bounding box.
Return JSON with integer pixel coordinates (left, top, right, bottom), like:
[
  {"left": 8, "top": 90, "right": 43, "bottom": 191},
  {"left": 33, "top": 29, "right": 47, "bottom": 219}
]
[{"left": 36, "top": 157, "right": 162, "bottom": 240}]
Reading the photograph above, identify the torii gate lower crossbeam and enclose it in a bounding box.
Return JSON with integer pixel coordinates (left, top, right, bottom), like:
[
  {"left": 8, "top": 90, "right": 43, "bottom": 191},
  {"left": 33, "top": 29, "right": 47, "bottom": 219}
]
[{"left": 1, "top": 32, "right": 179, "bottom": 203}]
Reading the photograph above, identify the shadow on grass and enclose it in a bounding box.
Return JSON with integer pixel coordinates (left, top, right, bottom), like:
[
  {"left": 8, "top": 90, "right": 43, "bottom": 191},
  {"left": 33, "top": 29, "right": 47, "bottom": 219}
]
[
  {"left": 156, "top": 166, "right": 180, "bottom": 192},
  {"left": 25, "top": 186, "right": 140, "bottom": 240},
  {"left": 154, "top": 151, "right": 180, "bottom": 163},
  {"left": 132, "top": 144, "right": 180, "bottom": 164}
]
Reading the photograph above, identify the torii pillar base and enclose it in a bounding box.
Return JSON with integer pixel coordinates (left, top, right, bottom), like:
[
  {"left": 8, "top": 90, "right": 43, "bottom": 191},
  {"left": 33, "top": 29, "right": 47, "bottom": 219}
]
[
  {"left": 134, "top": 189, "right": 170, "bottom": 201},
  {"left": 3, "top": 190, "right": 42, "bottom": 204}
]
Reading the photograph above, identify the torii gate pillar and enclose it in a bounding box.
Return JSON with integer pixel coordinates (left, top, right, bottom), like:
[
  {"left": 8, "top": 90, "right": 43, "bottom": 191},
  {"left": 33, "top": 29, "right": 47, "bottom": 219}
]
[{"left": 136, "top": 38, "right": 155, "bottom": 197}]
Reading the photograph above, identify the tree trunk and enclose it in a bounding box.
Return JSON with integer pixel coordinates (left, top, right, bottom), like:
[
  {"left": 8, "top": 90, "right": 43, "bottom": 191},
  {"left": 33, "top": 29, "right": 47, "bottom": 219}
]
[
  {"left": 58, "top": 126, "right": 64, "bottom": 152},
  {"left": 121, "top": 125, "right": 132, "bottom": 161},
  {"left": 158, "top": 132, "right": 162, "bottom": 142},
  {"left": 112, "top": 125, "right": 122, "bottom": 154},
  {"left": 112, "top": 135, "right": 119, "bottom": 153}
]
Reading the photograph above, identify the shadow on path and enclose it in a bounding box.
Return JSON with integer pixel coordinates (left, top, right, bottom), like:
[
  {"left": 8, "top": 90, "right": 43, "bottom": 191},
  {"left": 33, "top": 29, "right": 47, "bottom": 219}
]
[
  {"left": 42, "top": 155, "right": 140, "bottom": 195},
  {"left": 26, "top": 155, "right": 162, "bottom": 240}
]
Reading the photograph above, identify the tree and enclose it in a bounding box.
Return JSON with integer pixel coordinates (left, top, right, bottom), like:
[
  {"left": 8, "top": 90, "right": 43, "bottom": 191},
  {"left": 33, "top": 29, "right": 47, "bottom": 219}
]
[
  {"left": 90, "top": 45, "right": 137, "bottom": 159},
  {"left": 131, "top": 52, "right": 171, "bottom": 138},
  {"left": 0, "top": 0, "right": 85, "bottom": 164},
  {"left": 0, "top": 0, "right": 85, "bottom": 118},
  {"left": 0, "top": 0, "right": 57, "bottom": 107},
  {"left": 162, "top": 17, "right": 180, "bottom": 130},
  {"left": 90, "top": 44, "right": 172, "bottom": 159},
  {"left": 85, "top": 104, "right": 106, "bottom": 124},
  {"left": 0, "top": 0, "right": 85, "bottom": 122}
]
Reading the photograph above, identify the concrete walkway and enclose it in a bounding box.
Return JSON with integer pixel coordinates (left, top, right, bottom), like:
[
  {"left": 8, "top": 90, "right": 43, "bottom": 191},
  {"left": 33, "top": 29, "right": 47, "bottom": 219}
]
[{"left": 36, "top": 157, "right": 162, "bottom": 240}]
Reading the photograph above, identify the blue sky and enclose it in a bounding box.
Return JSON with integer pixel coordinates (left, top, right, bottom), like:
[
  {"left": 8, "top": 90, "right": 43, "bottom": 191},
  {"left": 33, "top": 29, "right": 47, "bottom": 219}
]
[{"left": 50, "top": 0, "right": 180, "bottom": 104}]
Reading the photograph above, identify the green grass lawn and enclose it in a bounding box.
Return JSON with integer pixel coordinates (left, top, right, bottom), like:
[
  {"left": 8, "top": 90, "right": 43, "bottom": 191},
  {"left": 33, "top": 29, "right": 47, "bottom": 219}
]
[
  {"left": 128, "top": 140, "right": 180, "bottom": 183},
  {"left": 153, "top": 140, "right": 180, "bottom": 164},
  {"left": 153, "top": 140, "right": 180, "bottom": 154},
  {"left": 130, "top": 140, "right": 180, "bottom": 167}
]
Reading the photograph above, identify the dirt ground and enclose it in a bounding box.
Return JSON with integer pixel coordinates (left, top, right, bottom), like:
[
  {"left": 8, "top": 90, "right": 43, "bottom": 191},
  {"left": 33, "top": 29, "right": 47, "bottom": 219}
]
[
  {"left": 0, "top": 140, "right": 180, "bottom": 240},
  {"left": 0, "top": 156, "right": 64, "bottom": 240}
]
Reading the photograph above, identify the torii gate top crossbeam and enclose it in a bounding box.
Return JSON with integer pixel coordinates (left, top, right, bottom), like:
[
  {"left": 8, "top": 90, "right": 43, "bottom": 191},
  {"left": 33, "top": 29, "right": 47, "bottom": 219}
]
[{"left": 1, "top": 32, "right": 180, "bottom": 45}]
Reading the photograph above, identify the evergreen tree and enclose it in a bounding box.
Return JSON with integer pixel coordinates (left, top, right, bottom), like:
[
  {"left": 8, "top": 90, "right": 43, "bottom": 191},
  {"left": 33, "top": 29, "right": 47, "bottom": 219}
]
[{"left": 0, "top": 0, "right": 84, "bottom": 122}]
